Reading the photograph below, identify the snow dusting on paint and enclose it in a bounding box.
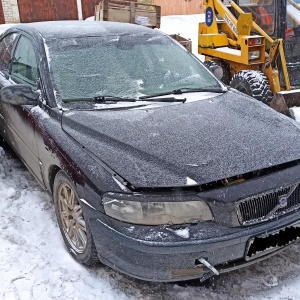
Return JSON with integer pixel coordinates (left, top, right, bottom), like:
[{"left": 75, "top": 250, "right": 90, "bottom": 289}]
[
  {"left": 186, "top": 177, "right": 198, "bottom": 185},
  {"left": 174, "top": 227, "right": 190, "bottom": 239},
  {"left": 1, "top": 14, "right": 300, "bottom": 300},
  {"left": 166, "top": 227, "right": 190, "bottom": 239}
]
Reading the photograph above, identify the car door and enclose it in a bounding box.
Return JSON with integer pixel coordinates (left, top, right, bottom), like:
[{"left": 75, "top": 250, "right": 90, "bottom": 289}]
[{"left": 0, "top": 34, "right": 44, "bottom": 185}]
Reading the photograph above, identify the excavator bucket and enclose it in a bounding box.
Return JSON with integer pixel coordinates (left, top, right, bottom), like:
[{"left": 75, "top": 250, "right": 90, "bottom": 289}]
[{"left": 270, "top": 90, "right": 300, "bottom": 117}]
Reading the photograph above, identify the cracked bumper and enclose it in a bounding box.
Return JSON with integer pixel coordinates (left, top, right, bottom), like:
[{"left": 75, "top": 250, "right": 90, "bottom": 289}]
[{"left": 87, "top": 209, "right": 300, "bottom": 282}]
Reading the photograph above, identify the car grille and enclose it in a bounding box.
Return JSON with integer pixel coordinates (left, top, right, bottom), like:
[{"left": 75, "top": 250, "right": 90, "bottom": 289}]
[{"left": 237, "top": 182, "right": 300, "bottom": 225}]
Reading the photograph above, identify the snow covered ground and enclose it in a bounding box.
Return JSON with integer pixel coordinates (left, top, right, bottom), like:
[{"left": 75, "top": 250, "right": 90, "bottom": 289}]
[
  {"left": 2, "top": 141, "right": 300, "bottom": 299},
  {"left": 1, "top": 14, "right": 300, "bottom": 300}
]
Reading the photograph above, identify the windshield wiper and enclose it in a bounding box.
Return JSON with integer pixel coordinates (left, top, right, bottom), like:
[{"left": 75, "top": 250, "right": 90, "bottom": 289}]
[
  {"left": 137, "top": 97, "right": 186, "bottom": 103},
  {"left": 63, "top": 95, "right": 137, "bottom": 103},
  {"left": 63, "top": 95, "right": 186, "bottom": 103},
  {"left": 139, "top": 87, "right": 227, "bottom": 99}
]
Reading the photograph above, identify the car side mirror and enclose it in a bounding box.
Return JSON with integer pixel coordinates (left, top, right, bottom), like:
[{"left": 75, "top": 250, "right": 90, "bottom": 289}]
[{"left": 0, "top": 84, "right": 40, "bottom": 105}]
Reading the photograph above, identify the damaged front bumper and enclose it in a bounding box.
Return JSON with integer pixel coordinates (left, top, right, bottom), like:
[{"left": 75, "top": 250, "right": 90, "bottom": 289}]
[
  {"left": 80, "top": 164, "right": 300, "bottom": 282},
  {"left": 87, "top": 209, "right": 300, "bottom": 282}
]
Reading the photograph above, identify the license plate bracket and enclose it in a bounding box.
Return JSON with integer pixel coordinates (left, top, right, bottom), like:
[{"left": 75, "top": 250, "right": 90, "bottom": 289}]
[{"left": 245, "top": 222, "right": 300, "bottom": 261}]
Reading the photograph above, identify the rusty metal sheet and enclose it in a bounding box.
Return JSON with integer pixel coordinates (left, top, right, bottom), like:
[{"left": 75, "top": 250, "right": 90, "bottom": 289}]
[
  {"left": 0, "top": 1, "right": 5, "bottom": 24},
  {"left": 81, "top": 0, "right": 99, "bottom": 20},
  {"left": 18, "top": 0, "right": 78, "bottom": 23}
]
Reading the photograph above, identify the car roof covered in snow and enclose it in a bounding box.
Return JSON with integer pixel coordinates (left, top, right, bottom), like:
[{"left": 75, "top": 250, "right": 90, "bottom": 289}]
[{"left": 4, "top": 20, "right": 161, "bottom": 39}]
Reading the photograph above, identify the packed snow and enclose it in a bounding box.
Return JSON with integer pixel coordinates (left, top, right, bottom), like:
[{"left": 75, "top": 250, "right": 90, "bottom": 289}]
[
  {"left": 290, "top": 106, "right": 300, "bottom": 122},
  {"left": 1, "top": 14, "right": 300, "bottom": 300}
]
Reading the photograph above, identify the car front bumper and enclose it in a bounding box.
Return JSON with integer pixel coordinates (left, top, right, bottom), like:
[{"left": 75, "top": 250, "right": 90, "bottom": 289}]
[{"left": 87, "top": 208, "right": 300, "bottom": 282}]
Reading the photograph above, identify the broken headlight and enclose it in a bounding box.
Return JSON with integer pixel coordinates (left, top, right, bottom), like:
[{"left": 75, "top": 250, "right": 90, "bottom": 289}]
[{"left": 102, "top": 192, "right": 213, "bottom": 225}]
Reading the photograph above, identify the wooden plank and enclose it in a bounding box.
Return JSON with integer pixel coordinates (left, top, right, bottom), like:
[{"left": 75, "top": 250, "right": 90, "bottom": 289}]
[
  {"left": 97, "top": 0, "right": 160, "bottom": 27},
  {"left": 130, "top": 2, "right": 136, "bottom": 24},
  {"left": 103, "top": 7, "right": 157, "bottom": 23}
]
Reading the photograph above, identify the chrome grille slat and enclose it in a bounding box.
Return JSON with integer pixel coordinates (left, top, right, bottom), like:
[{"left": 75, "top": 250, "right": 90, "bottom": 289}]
[{"left": 237, "top": 182, "right": 300, "bottom": 225}]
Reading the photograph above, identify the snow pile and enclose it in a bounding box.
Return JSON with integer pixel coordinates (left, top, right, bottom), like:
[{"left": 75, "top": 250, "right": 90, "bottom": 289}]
[
  {"left": 0, "top": 147, "right": 15, "bottom": 200},
  {"left": 0, "top": 147, "right": 135, "bottom": 300},
  {"left": 174, "top": 227, "right": 190, "bottom": 239}
]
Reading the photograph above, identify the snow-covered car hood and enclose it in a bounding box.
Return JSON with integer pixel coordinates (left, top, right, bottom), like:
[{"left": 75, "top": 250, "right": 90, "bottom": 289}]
[{"left": 61, "top": 90, "right": 300, "bottom": 188}]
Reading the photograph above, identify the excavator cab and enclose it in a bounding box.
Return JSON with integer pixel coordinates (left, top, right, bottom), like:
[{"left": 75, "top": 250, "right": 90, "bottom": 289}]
[
  {"left": 284, "top": 0, "right": 300, "bottom": 87},
  {"left": 235, "top": 0, "right": 300, "bottom": 87},
  {"left": 238, "top": 0, "right": 275, "bottom": 35}
]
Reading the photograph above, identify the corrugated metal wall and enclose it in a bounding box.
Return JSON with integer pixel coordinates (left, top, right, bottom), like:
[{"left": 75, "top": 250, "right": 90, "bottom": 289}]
[
  {"left": 0, "top": 1, "right": 5, "bottom": 23},
  {"left": 17, "top": 0, "right": 78, "bottom": 23},
  {"left": 81, "top": 0, "right": 99, "bottom": 19}
]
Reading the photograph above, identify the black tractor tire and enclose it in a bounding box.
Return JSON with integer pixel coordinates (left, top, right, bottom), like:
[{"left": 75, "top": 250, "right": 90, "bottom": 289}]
[
  {"left": 53, "top": 170, "right": 99, "bottom": 266},
  {"left": 204, "top": 59, "right": 231, "bottom": 85},
  {"left": 229, "top": 70, "right": 273, "bottom": 105}
]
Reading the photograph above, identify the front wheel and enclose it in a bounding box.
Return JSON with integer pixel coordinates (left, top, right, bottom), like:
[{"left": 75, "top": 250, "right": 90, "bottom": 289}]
[
  {"left": 229, "top": 70, "right": 273, "bottom": 105},
  {"left": 53, "top": 170, "right": 99, "bottom": 266}
]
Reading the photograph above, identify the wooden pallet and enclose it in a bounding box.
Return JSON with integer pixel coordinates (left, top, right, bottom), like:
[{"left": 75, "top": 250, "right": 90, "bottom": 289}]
[
  {"left": 169, "top": 34, "right": 192, "bottom": 52},
  {"left": 95, "top": 0, "right": 161, "bottom": 28}
]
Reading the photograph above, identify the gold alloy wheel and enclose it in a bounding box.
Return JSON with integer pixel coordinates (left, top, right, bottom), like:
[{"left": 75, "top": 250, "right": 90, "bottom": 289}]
[{"left": 57, "top": 182, "right": 87, "bottom": 253}]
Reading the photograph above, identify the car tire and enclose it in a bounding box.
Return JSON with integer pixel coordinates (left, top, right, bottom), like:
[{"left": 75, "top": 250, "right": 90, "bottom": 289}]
[
  {"left": 204, "top": 59, "right": 231, "bottom": 85},
  {"left": 53, "top": 170, "right": 99, "bottom": 266},
  {"left": 229, "top": 70, "right": 273, "bottom": 105}
]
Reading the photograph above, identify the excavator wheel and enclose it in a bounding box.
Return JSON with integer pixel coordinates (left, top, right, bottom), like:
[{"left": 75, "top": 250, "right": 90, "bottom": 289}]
[
  {"left": 229, "top": 70, "right": 273, "bottom": 105},
  {"left": 204, "top": 60, "right": 231, "bottom": 85}
]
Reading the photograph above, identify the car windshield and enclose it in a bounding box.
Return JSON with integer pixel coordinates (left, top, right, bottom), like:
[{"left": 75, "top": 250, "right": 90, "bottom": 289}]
[{"left": 45, "top": 34, "right": 222, "bottom": 101}]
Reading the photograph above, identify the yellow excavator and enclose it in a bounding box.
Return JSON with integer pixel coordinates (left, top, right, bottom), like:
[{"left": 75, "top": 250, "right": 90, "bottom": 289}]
[{"left": 198, "top": 0, "right": 300, "bottom": 116}]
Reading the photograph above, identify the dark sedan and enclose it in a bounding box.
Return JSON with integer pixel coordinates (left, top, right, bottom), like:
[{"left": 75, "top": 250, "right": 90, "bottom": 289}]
[{"left": 1, "top": 21, "right": 300, "bottom": 282}]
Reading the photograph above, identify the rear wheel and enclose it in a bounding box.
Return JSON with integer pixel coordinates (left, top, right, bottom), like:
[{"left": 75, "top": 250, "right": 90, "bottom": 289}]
[
  {"left": 53, "top": 170, "right": 99, "bottom": 266},
  {"left": 229, "top": 70, "right": 273, "bottom": 105},
  {"left": 204, "top": 59, "right": 231, "bottom": 85}
]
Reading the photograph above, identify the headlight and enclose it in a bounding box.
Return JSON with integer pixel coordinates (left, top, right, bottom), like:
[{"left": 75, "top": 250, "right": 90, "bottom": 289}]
[
  {"left": 248, "top": 50, "right": 260, "bottom": 60},
  {"left": 102, "top": 193, "right": 213, "bottom": 225}
]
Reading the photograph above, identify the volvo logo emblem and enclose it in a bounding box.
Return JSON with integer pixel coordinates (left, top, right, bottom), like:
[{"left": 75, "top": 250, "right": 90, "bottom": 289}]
[
  {"left": 264, "top": 184, "right": 298, "bottom": 221},
  {"left": 278, "top": 195, "right": 288, "bottom": 208}
]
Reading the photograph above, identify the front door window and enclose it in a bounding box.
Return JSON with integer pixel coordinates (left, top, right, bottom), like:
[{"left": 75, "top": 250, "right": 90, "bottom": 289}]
[{"left": 11, "top": 36, "right": 39, "bottom": 89}]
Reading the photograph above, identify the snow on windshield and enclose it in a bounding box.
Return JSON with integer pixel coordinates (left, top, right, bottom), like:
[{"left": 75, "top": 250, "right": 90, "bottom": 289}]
[{"left": 45, "top": 34, "right": 220, "bottom": 102}]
